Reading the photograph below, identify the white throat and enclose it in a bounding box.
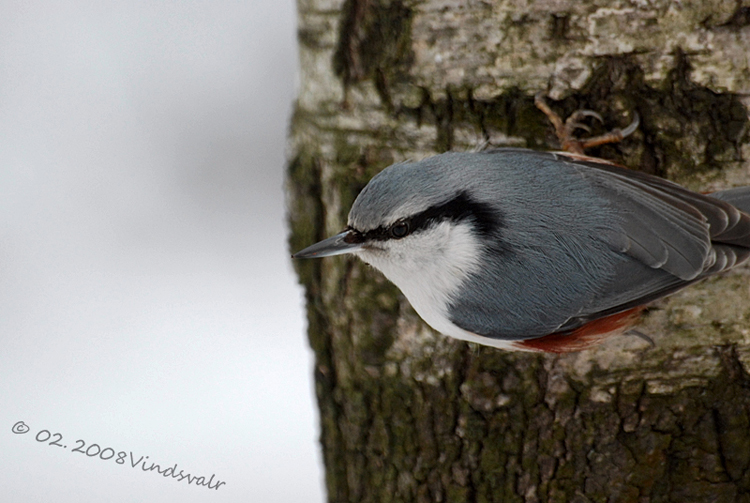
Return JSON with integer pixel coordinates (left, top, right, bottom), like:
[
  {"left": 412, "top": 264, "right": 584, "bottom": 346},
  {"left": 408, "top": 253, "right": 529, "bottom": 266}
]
[{"left": 357, "top": 221, "right": 483, "bottom": 337}]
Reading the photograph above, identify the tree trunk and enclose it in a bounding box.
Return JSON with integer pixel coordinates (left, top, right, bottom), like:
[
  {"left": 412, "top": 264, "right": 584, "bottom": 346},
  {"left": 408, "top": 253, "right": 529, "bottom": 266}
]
[{"left": 286, "top": 1, "right": 750, "bottom": 501}]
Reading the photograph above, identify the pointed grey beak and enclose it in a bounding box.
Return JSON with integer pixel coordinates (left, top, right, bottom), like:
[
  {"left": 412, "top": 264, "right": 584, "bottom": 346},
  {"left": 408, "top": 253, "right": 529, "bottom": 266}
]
[{"left": 292, "top": 230, "right": 363, "bottom": 259}]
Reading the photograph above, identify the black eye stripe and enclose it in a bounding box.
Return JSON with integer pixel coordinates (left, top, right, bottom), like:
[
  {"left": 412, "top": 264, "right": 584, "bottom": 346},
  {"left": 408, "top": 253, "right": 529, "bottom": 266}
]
[
  {"left": 354, "top": 191, "right": 502, "bottom": 242},
  {"left": 343, "top": 228, "right": 366, "bottom": 243}
]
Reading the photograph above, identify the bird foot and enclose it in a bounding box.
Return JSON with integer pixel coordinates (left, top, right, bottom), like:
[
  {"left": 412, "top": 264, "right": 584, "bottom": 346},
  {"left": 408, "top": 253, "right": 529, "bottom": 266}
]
[{"left": 535, "top": 93, "right": 639, "bottom": 155}]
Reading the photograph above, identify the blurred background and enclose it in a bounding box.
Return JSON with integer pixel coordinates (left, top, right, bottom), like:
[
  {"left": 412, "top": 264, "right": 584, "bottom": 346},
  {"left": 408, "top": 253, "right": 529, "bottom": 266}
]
[{"left": 0, "top": 1, "right": 324, "bottom": 501}]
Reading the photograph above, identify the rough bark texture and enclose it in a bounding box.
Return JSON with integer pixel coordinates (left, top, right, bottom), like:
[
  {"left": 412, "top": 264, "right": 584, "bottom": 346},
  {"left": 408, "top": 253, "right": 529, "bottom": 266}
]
[{"left": 287, "top": 1, "right": 750, "bottom": 501}]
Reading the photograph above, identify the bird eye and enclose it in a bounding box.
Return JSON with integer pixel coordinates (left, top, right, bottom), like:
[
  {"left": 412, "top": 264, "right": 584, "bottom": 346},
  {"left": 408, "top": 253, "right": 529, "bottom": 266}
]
[{"left": 389, "top": 221, "right": 410, "bottom": 239}]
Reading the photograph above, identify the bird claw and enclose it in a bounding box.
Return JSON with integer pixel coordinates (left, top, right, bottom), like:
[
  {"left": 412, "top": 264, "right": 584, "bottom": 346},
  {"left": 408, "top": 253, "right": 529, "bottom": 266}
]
[
  {"left": 567, "top": 122, "right": 592, "bottom": 135},
  {"left": 535, "top": 93, "right": 639, "bottom": 155},
  {"left": 625, "top": 328, "right": 655, "bottom": 348},
  {"left": 619, "top": 112, "right": 640, "bottom": 139},
  {"left": 567, "top": 109, "right": 603, "bottom": 124}
]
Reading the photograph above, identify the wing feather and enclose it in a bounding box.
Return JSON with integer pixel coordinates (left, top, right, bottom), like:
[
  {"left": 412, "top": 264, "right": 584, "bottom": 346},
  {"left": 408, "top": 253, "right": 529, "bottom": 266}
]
[
  {"left": 555, "top": 153, "right": 750, "bottom": 276},
  {"left": 549, "top": 152, "right": 750, "bottom": 331},
  {"left": 578, "top": 167, "right": 712, "bottom": 280}
]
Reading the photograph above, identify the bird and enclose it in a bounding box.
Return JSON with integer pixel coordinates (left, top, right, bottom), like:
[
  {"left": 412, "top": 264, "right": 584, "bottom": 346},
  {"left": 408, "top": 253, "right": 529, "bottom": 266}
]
[{"left": 292, "top": 127, "right": 750, "bottom": 354}]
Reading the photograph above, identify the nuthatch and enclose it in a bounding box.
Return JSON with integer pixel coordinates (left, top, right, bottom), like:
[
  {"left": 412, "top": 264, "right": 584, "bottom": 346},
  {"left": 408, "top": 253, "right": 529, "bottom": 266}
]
[{"left": 293, "top": 148, "right": 750, "bottom": 352}]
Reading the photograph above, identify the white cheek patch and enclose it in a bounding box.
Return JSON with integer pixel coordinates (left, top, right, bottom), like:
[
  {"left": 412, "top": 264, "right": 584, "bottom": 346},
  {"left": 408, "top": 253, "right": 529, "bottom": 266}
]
[{"left": 359, "top": 221, "right": 483, "bottom": 339}]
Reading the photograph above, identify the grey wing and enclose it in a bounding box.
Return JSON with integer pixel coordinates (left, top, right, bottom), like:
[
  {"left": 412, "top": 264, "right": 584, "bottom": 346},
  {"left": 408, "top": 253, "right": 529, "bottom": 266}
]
[
  {"left": 554, "top": 153, "right": 750, "bottom": 330},
  {"left": 711, "top": 186, "right": 750, "bottom": 216}
]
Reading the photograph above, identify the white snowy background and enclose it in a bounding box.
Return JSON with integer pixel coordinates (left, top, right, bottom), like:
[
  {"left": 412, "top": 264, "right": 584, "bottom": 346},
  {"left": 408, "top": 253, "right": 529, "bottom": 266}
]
[{"left": 0, "top": 1, "right": 324, "bottom": 501}]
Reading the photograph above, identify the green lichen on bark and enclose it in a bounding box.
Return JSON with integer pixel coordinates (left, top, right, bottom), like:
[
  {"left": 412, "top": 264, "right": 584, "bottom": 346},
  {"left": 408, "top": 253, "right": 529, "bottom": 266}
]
[{"left": 333, "top": 0, "right": 414, "bottom": 106}]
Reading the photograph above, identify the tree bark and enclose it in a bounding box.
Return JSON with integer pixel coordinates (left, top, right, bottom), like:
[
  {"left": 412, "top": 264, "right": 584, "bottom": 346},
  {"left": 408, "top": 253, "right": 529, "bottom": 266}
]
[{"left": 287, "top": 1, "right": 750, "bottom": 501}]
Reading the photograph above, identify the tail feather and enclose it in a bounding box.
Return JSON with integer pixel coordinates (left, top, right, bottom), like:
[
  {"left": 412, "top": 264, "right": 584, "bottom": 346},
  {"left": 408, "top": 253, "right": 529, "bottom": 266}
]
[{"left": 710, "top": 187, "right": 750, "bottom": 215}]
